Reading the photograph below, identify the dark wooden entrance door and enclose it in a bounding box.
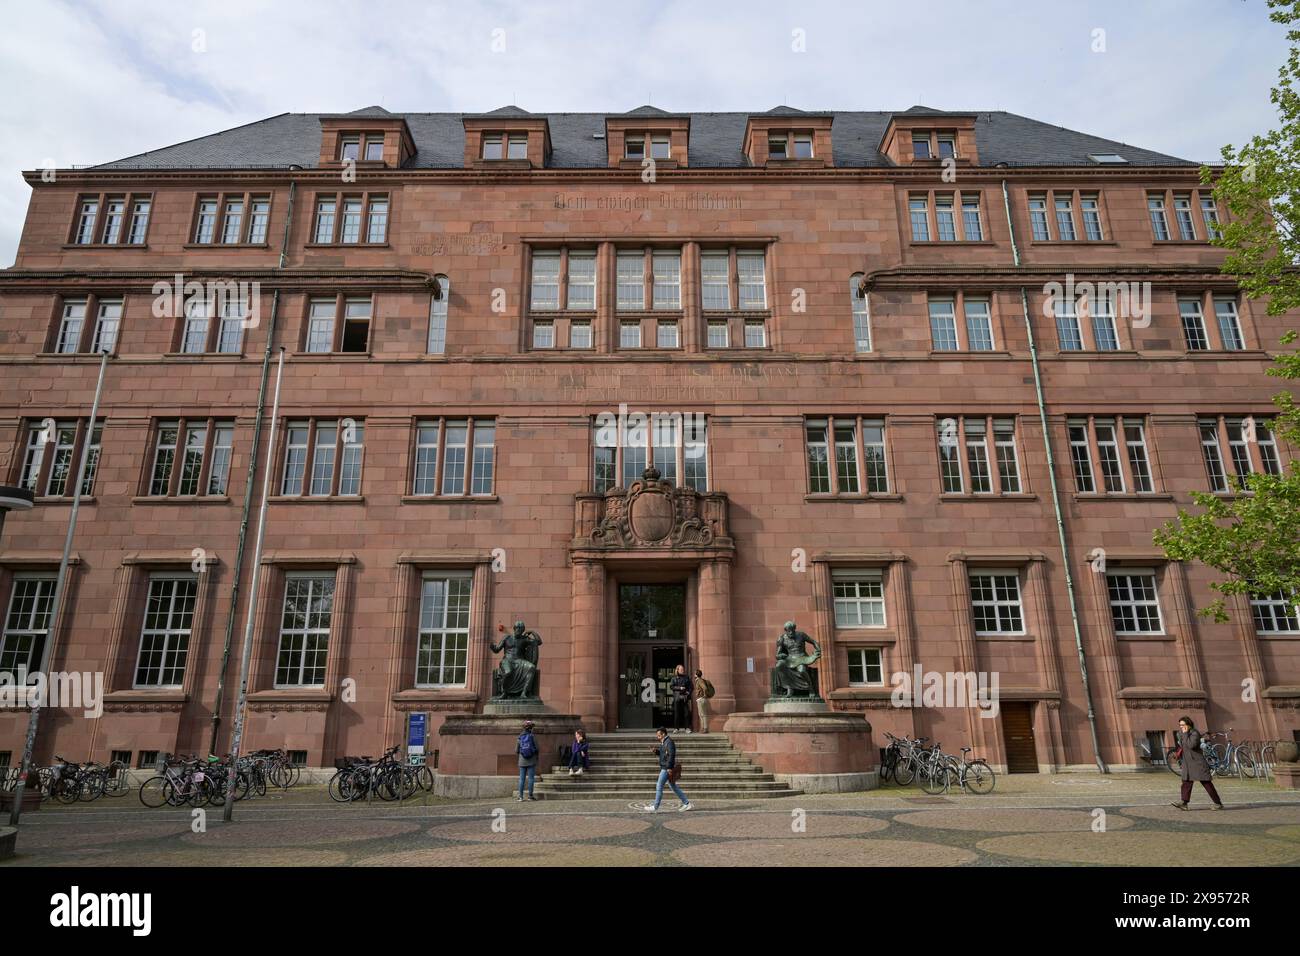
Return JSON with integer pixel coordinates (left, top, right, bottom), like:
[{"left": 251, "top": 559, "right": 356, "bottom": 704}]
[
  {"left": 1001, "top": 701, "right": 1039, "bottom": 773},
  {"left": 617, "top": 584, "right": 686, "bottom": 729}
]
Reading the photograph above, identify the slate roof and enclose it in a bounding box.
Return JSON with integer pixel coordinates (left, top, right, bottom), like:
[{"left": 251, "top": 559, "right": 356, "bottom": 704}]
[{"left": 94, "top": 107, "right": 1195, "bottom": 170}]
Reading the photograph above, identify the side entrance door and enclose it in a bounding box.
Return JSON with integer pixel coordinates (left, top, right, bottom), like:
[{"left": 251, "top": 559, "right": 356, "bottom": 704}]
[
  {"left": 1000, "top": 701, "right": 1040, "bottom": 773},
  {"left": 619, "top": 647, "right": 653, "bottom": 729}
]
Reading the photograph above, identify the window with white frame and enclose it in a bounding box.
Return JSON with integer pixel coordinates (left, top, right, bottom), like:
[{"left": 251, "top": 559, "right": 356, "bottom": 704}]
[
  {"left": 1054, "top": 195, "right": 1077, "bottom": 240},
  {"left": 1251, "top": 591, "right": 1299, "bottom": 634},
  {"left": 962, "top": 194, "right": 983, "bottom": 240},
  {"left": 275, "top": 575, "right": 334, "bottom": 687},
  {"left": 1081, "top": 194, "right": 1104, "bottom": 240},
  {"left": 1200, "top": 196, "right": 1222, "bottom": 240},
  {"left": 833, "top": 571, "right": 886, "bottom": 628},
  {"left": 936, "top": 195, "right": 956, "bottom": 241},
  {"left": 929, "top": 297, "right": 958, "bottom": 351},
  {"left": 652, "top": 252, "right": 681, "bottom": 310},
  {"left": 937, "top": 416, "right": 1020, "bottom": 495},
  {"left": 805, "top": 417, "right": 888, "bottom": 495},
  {"left": 909, "top": 196, "right": 930, "bottom": 241},
  {"left": 1148, "top": 194, "right": 1170, "bottom": 241},
  {"left": 427, "top": 277, "right": 449, "bottom": 355},
  {"left": 846, "top": 647, "right": 885, "bottom": 686},
  {"left": 1213, "top": 298, "right": 1245, "bottom": 351},
  {"left": 409, "top": 418, "right": 495, "bottom": 498},
  {"left": 311, "top": 192, "right": 387, "bottom": 244},
  {"left": 702, "top": 253, "right": 730, "bottom": 310},
  {"left": 416, "top": 574, "right": 472, "bottom": 686},
  {"left": 929, "top": 294, "right": 994, "bottom": 351},
  {"left": 71, "top": 192, "right": 152, "bottom": 246},
  {"left": 707, "top": 321, "right": 729, "bottom": 349},
  {"left": 1201, "top": 415, "right": 1283, "bottom": 491},
  {"left": 193, "top": 192, "right": 270, "bottom": 245},
  {"left": 1173, "top": 193, "right": 1196, "bottom": 241},
  {"left": 737, "top": 251, "right": 767, "bottom": 309},
  {"left": 133, "top": 576, "right": 196, "bottom": 688},
  {"left": 1065, "top": 416, "right": 1153, "bottom": 495},
  {"left": 970, "top": 571, "right": 1024, "bottom": 634},
  {"left": 1198, "top": 418, "right": 1230, "bottom": 492},
  {"left": 1179, "top": 297, "right": 1209, "bottom": 351},
  {"left": 616, "top": 252, "right": 645, "bottom": 310},
  {"left": 279, "top": 419, "right": 364, "bottom": 497},
  {"left": 147, "top": 418, "right": 235, "bottom": 497},
  {"left": 1106, "top": 570, "right": 1164, "bottom": 634},
  {"left": 593, "top": 413, "right": 707, "bottom": 493},
  {"left": 567, "top": 252, "right": 596, "bottom": 311},
  {"left": 18, "top": 418, "right": 102, "bottom": 498},
  {"left": 53, "top": 295, "right": 125, "bottom": 355},
  {"left": 56, "top": 299, "right": 86, "bottom": 354},
  {"left": 180, "top": 293, "right": 248, "bottom": 355},
  {"left": 851, "top": 275, "right": 871, "bottom": 352},
  {"left": 530, "top": 252, "right": 561, "bottom": 311},
  {"left": 0, "top": 576, "right": 56, "bottom": 679}
]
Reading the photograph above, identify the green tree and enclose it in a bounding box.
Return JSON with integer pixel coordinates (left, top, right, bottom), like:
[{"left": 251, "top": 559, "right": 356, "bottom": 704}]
[{"left": 1153, "top": 0, "right": 1300, "bottom": 621}]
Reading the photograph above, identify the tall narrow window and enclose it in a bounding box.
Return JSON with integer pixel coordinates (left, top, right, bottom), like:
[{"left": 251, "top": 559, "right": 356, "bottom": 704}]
[
  {"left": 1068, "top": 420, "right": 1095, "bottom": 493},
  {"left": 339, "top": 424, "right": 364, "bottom": 496},
  {"left": 851, "top": 277, "right": 870, "bottom": 352},
  {"left": 366, "top": 198, "right": 388, "bottom": 243},
  {"left": 1199, "top": 419, "right": 1229, "bottom": 493},
  {"left": 1214, "top": 298, "right": 1244, "bottom": 351},
  {"left": 1180, "top": 298, "right": 1209, "bottom": 351},
  {"left": 413, "top": 422, "right": 441, "bottom": 495},
  {"left": 1081, "top": 194, "right": 1103, "bottom": 240},
  {"left": 341, "top": 298, "right": 371, "bottom": 353},
  {"left": 127, "top": 199, "right": 151, "bottom": 244},
  {"left": 75, "top": 199, "right": 99, "bottom": 244},
  {"left": 471, "top": 422, "right": 495, "bottom": 495},
  {"left": 416, "top": 575, "right": 472, "bottom": 686},
  {"left": 275, "top": 575, "right": 334, "bottom": 687},
  {"left": 150, "top": 422, "right": 179, "bottom": 496},
  {"left": 1200, "top": 196, "right": 1221, "bottom": 240},
  {"left": 56, "top": 300, "right": 86, "bottom": 354},
  {"left": 964, "top": 298, "right": 993, "bottom": 351},
  {"left": 935, "top": 195, "right": 956, "bottom": 241},
  {"left": 441, "top": 421, "right": 468, "bottom": 495},
  {"left": 176, "top": 424, "right": 208, "bottom": 496},
  {"left": 208, "top": 425, "right": 234, "bottom": 495},
  {"left": 339, "top": 198, "right": 363, "bottom": 244},
  {"left": 310, "top": 423, "right": 337, "bottom": 496},
  {"left": 194, "top": 200, "right": 218, "bottom": 244},
  {"left": 217, "top": 296, "right": 246, "bottom": 354},
  {"left": 1055, "top": 297, "right": 1083, "bottom": 351},
  {"left": 221, "top": 199, "right": 244, "bottom": 244},
  {"left": 428, "top": 278, "right": 449, "bottom": 355},
  {"left": 702, "top": 253, "right": 730, "bottom": 310},
  {"left": 1089, "top": 292, "right": 1119, "bottom": 351},
  {"left": 133, "top": 577, "right": 196, "bottom": 688},
  {"left": 1107, "top": 571, "right": 1163, "bottom": 634},
  {"left": 994, "top": 419, "right": 1021, "bottom": 493},
  {"left": 1173, "top": 194, "right": 1196, "bottom": 241},
  {"left": 964, "top": 419, "right": 992, "bottom": 493},
  {"left": 834, "top": 421, "right": 860, "bottom": 493},
  {"left": 909, "top": 197, "right": 930, "bottom": 241},
  {"left": 43, "top": 423, "right": 78, "bottom": 497},
  {"left": 182, "top": 297, "right": 211, "bottom": 354},
  {"left": 247, "top": 198, "right": 270, "bottom": 244},
  {"left": 938, "top": 419, "right": 963, "bottom": 493},
  {"left": 567, "top": 252, "right": 596, "bottom": 310},
  {"left": 806, "top": 419, "right": 831, "bottom": 494},
  {"left": 1148, "top": 194, "right": 1170, "bottom": 241},
  {"left": 652, "top": 252, "right": 681, "bottom": 309},
  {"left": 961, "top": 194, "right": 983, "bottom": 240},
  {"left": 1258, "top": 420, "right": 1282, "bottom": 475},
  {"left": 1, "top": 577, "right": 57, "bottom": 679},
  {"left": 281, "top": 424, "right": 309, "bottom": 495},
  {"left": 1124, "top": 419, "right": 1153, "bottom": 493},
  {"left": 100, "top": 198, "right": 125, "bottom": 244},
  {"left": 929, "top": 298, "right": 958, "bottom": 351},
  {"left": 737, "top": 252, "right": 767, "bottom": 310},
  {"left": 616, "top": 252, "right": 645, "bottom": 310},
  {"left": 862, "top": 419, "right": 888, "bottom": 493},
  {"left": 92, "top": 299, "right": 122, "bottom": 353},
  {"left": 313, "top": 199, "right": 336, "bottom": 244},
  {"left": 1054, "top": 196, "right": 1077, "bottom": 240},
  {"left": 1094, "top": 419, "right": 1125, "bottom": 493},
  {"left": 1028, "top": 195, "right": 1050, "bottom": 241},
  {"left": 1226, "top": 418, "right": 1253, "bottom": 489},
  {"left": 306, "top": 300, "right": 335, "bottom": 353}
]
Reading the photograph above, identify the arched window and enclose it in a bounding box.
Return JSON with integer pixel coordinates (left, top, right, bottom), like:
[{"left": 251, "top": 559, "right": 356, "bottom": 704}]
[
  {"left": 850, "top": 274, "right": 870, "bottom": 352},
  {"left": 428, "top": 275, "right": 449, "bottom": 354}
]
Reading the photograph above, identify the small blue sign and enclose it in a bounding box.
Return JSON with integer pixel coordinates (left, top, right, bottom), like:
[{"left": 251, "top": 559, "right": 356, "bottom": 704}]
[{"left": 408, "top": 713, "right": 427, "bottom": 748}]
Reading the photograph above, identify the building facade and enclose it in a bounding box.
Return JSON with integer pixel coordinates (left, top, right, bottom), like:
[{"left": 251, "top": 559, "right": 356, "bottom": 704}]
[{"left": 0, "top": 104, "right": 1297, "bottom": 775}]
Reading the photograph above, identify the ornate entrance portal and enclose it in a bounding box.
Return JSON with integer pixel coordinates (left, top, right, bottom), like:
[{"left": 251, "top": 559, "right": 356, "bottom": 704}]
[{"left": 618, "top": 585, "right": 686, "bottom": 728}]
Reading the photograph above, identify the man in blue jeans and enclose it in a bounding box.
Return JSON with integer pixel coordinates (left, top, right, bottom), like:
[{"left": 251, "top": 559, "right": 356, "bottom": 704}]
[
  {"left": 642, "top": 726, "right": 692, "bottom": 812},
  {"left": 516, "top": 720, "right": 539, "bottom": 801}
]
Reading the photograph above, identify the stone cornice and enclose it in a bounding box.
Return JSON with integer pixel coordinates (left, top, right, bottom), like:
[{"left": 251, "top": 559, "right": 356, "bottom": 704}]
[{"left": 0, "top": 268, "right": 439, "bottom": 293}]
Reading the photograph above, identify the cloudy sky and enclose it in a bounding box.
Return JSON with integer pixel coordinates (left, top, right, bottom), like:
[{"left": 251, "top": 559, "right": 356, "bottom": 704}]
[{"left": 0, "top": 0, "right": 1288, "bottom": 264}]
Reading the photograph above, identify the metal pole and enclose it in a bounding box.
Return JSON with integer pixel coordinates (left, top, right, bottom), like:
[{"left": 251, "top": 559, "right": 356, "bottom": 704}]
[
  {"left": 1001, "top": 180, "right": 1108, "bottom": 773},
  {"left": 9, "top": 349, "right": 110, "bottom": 826},
  {"left": 223, "top": 347, "right": 286, "bottom": 822}
]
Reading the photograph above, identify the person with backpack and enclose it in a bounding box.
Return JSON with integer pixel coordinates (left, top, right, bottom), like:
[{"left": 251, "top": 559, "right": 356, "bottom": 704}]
[
  {"left": 567, "top": 729, "right": 590, "bottom": 775},
  {"left": 694, "top": 668, "right": 715, "bottom": 734},
  {"left": 670, "top": 664, "right": 693, "bottom": 734},
  {"left": 516, "top": 720, "right": 539, "bottom": 801},
  {"left": 641, "top": 726, "right": 691, "bottom": 812}
]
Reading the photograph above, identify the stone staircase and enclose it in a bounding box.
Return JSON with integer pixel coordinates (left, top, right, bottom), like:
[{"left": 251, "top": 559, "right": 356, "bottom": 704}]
[{"left": 533, "top": 732, "right": 802, "bottom": 800}]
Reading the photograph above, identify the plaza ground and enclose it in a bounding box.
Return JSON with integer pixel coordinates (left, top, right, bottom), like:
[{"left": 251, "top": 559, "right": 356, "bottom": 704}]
[{"left": 4, "top": 773, "right": 1299, "bottom": 867}]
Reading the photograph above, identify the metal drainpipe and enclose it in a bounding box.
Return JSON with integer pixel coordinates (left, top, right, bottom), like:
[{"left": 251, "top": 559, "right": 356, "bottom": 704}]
[
  {"left": 1000, "top": 179, "right": 1108, "bottom": 773},
  {"left": 207, "top": 177, "right": 296, "bottom": 755}
]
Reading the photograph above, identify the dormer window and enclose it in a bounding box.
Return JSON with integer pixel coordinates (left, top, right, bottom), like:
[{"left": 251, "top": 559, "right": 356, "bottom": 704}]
[
  {"left": 937, "top": 135, "right": 957, "bottom": 159},
  {"left": 340, "top": 137, "right": 361, "bottom": 161},
  {"left": 912, "top": 132, "right": 932, "bottom": 159},
  {"left": 625, "top": 136, "right": 645, "bottom": 160},
  {"left": 650, "top": 136, "right": 671, "bottom": 160},
  {"left": 792, "top": 133, "right": 813, "bottom": 159},
  {"left": 365, "top": 139, "right": 384, "bottom": 161},
  {"left": 768, "top": 133, "right": 788, "bottom": 160},
  {"left": 482, "top": 133, "right": 528, "bottom": 161}
]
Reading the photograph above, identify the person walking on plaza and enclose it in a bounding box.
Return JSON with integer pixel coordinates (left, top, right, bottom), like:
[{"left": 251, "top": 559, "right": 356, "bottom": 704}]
[
  {"left": 641, "top": 727, "right": 691, "bottom": 812},
  {"left": 1170, "top": 716, "right": 1224, "bottom": 810},
  {"left": 567, "top": 729, "right": 590, "bottom": 775},
  {"left": 670, "top": 664, "right": 693, "bottom": 734},
  {"left": 693, "top": 668, "right": 714, "bottom": 734},
  {"left": 516, "top": 720, "right": 539, "bottom": 801}
]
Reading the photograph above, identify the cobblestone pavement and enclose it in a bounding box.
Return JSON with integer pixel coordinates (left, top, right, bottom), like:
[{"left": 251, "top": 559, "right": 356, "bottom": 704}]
[{"left": 6, "top": 774, "right": 1299, "bottom": 867}]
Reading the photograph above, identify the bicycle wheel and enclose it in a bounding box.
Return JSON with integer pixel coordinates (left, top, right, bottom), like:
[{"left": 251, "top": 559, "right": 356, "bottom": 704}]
[
  {"left": 414, "top": 765, "right": 434, "bottom": 792},
  {"left": 919, "top": 761, "right": 949, "bottom": 795},
  {"left": 879, "top": 753, "right": 895, "bottom": 784},
  {"left": 963, "top": 760, "right": 996, "bottom": 795},
  {"left": 1236, "top": 749, "right": 1256, "bottom": 779},
  {"left": 104, "top": 762, "right": 131, "bottom": 797},
  {"left": 78, "top": 772, "right": 106, "bottom": 802},
  {"left": 138, "top": 775, "right": 170, "bottom": 808},
  {"left": 894, "top": 757, "right": 916, "bottom": 787},
  {"left": 54, "top": 779, "right": 81, "bottom": 804},
  {"left": 327, "top": 770, "right": 350, "bottom": 803},
  {"left": 1165, "top": 747, "right": 1181, "bottom": 775}
]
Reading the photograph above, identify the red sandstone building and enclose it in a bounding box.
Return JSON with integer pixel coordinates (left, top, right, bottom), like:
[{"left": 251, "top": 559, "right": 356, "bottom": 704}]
[{"left": 0, "top": 104, "right": 1297, "bottom": 782}]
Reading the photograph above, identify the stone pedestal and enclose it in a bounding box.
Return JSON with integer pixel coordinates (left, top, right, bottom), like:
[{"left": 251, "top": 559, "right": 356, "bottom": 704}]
[
  {"left": 434, "top": 712, "right": 581, "bottom": 798},
  {"left": 724, "top": 711, "right": 878, "bottom": 794},
  {"left": 482, "top": 699, "right": 549, "bottom": 716},
  {"left": 1274, "top": 761, "right": 1300, "bottom": 791},
  {"left": 763, "top": 698, "right": 829, "bottom": 714}
]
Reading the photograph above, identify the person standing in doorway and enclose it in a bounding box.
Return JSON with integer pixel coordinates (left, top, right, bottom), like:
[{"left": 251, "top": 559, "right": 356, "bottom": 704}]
[
  {"left": 516, "top": 720, "right": 539, "bottom": 801},
  {"left": 670, "top": 664, "right": 692, "bottom": 734},
  {"left": 693, "top": 668, "right": 713, "bottom": 734},
  {"left": 641, "top": 726, "right": 691, "bottom": 812},
  {"left": 1171, "top": 716, "right": 1224, "bottom": 810}
]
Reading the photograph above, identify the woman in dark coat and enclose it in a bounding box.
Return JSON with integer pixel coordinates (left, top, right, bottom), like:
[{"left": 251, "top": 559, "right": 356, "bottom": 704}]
[{"left": 1171, "top": 716, "right": 1223, "bottom": 810}]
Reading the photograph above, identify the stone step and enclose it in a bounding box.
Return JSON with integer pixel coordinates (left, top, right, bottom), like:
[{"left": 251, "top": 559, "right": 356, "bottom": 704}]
[
  {"left": 535, "top": 788, "right": 802, "bottom": 800},
  {"left": 546, "top": 771, "right": 774, "bottom": 782},
  {"left": 536, "top": 780, "right": 791, "bottom": 792}
]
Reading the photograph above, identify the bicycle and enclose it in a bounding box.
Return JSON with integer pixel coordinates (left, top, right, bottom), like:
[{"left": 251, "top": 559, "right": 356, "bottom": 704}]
[{"left": 930, "top": 746, "right": 997, "bottom": 795}]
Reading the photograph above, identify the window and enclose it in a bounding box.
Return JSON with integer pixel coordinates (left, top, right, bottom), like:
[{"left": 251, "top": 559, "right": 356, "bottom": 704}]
[
  {"left": 707, "top": 322, "right": 729, "bottom": 349},
  {"left": 1148, "top": 194, "right": 1170, "bottom": 241},
  {"left": 626, "top": 136, "right": 646, "bottom": 160},
  {"left": 850, "top": 276, "right": 871, "bottom": 352},
  {"left": 340, "top": 137, "right": 361, "bottom": 161},
  {"left": 620, "top": 322, "right": 641, "bottom": 349},
  {"left": 1198, "top": 418, "right": 1230, "bottom": 493},
  {"left": 532, "top": 321, "right": 554, "bottom": 349},
  {"left": 146, "top": 418, "right": 235, "bottom": 497},
  {"left": 846, "top": 648, "right": 884, "bottom": 686},
  {"left": 302, "top": 295, "right": 374, "bottom": 353},
  {"left": 279, "top": 419, "right": 364, "bottom": 497},
  {"left": 1251, "top": 592, "right": 1299, "bottom": 634},
  {"left": 1202, "top": 415, "right": 1284, "bottom": 491},
  {"left": 657, "top": 322, "right": 679, "bottom": 348},
  {"left": 970, "top": 572, "right": 1024, "bottom": 635},
  {"left": 593, "top": 414, "right": 707, "bottom": 493},
  {"left": 912, "top": 132, "right": 931, "bottom": 159},
  {"left": 1, "top": 576, "right": 57, "bottom": 679},
  {"left": 18, "top": 418, "right": 102, "bottom": 498},
  {"left": 652, "top": 252, "right": 681, "bottom": 310},
  {"left": 936, "top": 195, "right": 956, "bottom": 241},
  {"left": 1180, "top": 298, "right": 1209, "bottom": 351},
  {"left": 936, "top": 416, "right": 1021, "bottom": 495},
  {"left": 567, "top": 252, "right": 596, "bottom": 311},
  {"left": 365, "top": 138, "right": 385, "bottom": 162},
  {"left": 1201, "top": 196, "right": 1222, "bottom": 240},
  {"left": 650, "top": 136, "right": 672, "bottom": 160},
  {"left": 56, "top": 299, "right": 86, "bottom": 354},
  {"left": 1174, "top": 193, "right": 1196, "bottom": 241},
  {"left": 428, "top": 277, "right": 449, "bottom": 355},
  {"left": 1107, "top": 571, "right": 1164, "bottom": 634},
  {"left": 275, "top": 575, "right": 334, "bottom": 687},
  {"left": 833, "top": 572, "right": 886, "bottom": 628},
  {"left": 1088, "top": 292, "right": 1119, "bottom": 352},
  {"left": 1028, "top": 195, "right": 1050, "bottom": 241},
  {"left": 1214, "top": 298, "right": 1244, "bottom": 351},
  {"left": 133, "top": 576, "right": 196, "bottom": 687},
  {"left": 136, "top": 751, "right": 159, "bottom": 770},
  {"left": 743, "top": 321, "right": 766, "bottom": 348},
  {"left": 1081, "top": 194, "right": 1103, "bottom": 241},
  {"left": 192, "top": 192, "right": 270, "bottom": 245},
  {"left": 909, "top": 196, "right": 930, "bottom": 241},
  {"left": 311, "top": 192, "right": 388, "bottom": 244},
  {"left": 702, "top": 253, "right": 731, "bottom": 310},
  {"left": 1067, "top": 416, "right": 1155, "bottom": 495},
  {"left": 928, "top": 293, "right": 993, "bottom": 351},
  {"left": 52, "top": 294, "right": 126, "bottom": 355},
  {"left": 482, "top": 134, "right": 504, "bottom": 160},
  {"left": 416, "top": 575, "right": 472, "bottom": 686},
  {"left": 410, "top": 418, "right": 495, "bottom": 497},
  {"left": 179, "top": 292, "right": 247, "bottom": 355},
  {"left": 768, "top": 134, "right": 787, "bottom": 160},
  {"left": 937, "top": 135, "right": 956, "bottom": 159},
  {"left": 805, "top": 417, "right": 888, "bottom": 495},
  {"left": 1054, "top": 196, "right": 1077, "bottom": 241},
  {"left": 90, "top": 300, "right": 121, "bottom": 353},
  {"left": 306, "top": 299, "right": 335, "bottom": 353},
  {"left": 570, "top": 321, "right": 592, "bottom": 349},
  {"left": 961, "top": 194, "right": 983, "bottom": 240},
  {"left": 70, "top": 193, "right": 152, "bottom": 245},
  {"left": 1055, "top": 296, "right": 1082, "bottom": 351},
  {"left": 616, "top": 252, "right": 646, "bottom": 310}
]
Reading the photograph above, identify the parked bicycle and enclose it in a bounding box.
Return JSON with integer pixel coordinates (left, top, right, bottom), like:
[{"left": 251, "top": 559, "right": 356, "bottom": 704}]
[{"left": 328, "top": 746, "right": 420, "bottom": 803}]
